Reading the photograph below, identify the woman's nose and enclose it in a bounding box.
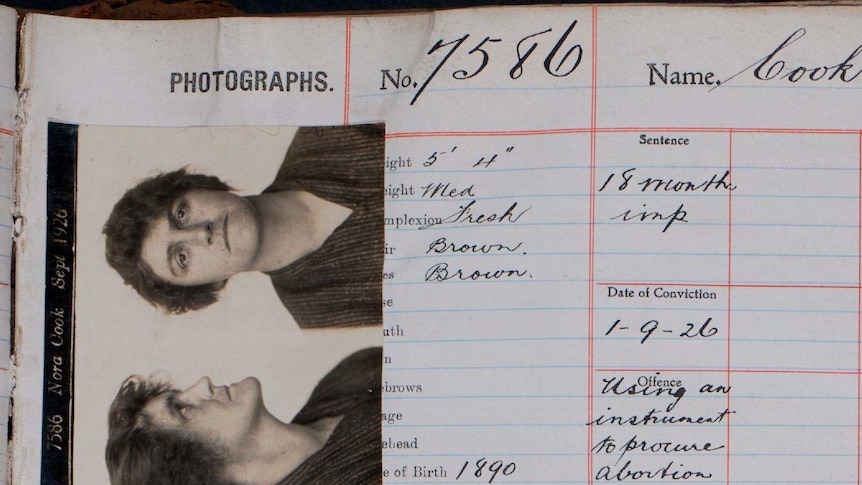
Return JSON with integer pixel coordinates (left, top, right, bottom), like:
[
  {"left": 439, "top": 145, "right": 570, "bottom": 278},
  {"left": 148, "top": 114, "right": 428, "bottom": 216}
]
[
  {"left": 183, "top": 376, "right": 213, "bottom": 401},
  {"left": 182, "top": 222, "right": 213, "bottom": 246}
]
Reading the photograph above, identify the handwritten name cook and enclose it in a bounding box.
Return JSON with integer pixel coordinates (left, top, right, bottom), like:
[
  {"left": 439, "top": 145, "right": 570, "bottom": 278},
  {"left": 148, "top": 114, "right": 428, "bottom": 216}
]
[{"left": 649, "top": 27, "right": 862, "bottom": 89}]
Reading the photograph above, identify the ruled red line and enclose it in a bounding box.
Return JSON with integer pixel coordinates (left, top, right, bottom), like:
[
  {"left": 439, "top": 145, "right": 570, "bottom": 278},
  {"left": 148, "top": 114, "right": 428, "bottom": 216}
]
[
  {"left": 857, "top": 130, "right": 861, "bottom": 485},
  {"left": 385, "top": 126, "right": 862, "bottom": 140},
  {"left": 595, "top": 127, "right": 858, "bottom": 135},
  {"left": 726, "top": 129, "right": 733, "bottom": 485},
  {"left": 342, "top": 17, "right": 352, "bottom": 126},
  {"left": 732, "top": 128, "right": 858, "bottom": 135},
  {"left": 0, "top": 128, "right": 12, "bottom": 136},
  {"left": 595, "top": 368, "right": 861, "bottom": 376},
  {"left": 596, "top": 282, "right": 859, "bottom": 290},
  {"left": 386, "top": 127, "right": 591, "bottom": 139},
  {"left": 594, "top": 127, "right": 729, "bottom": 134},
  {"left": 587, "top": 6, "right": 598, "bottom": 484}
]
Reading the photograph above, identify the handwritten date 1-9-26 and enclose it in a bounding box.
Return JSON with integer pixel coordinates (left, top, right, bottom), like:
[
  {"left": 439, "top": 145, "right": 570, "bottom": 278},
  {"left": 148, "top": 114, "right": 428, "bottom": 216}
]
[
  {"left": 606, "top": 317, "right": 718, "bottom": 344},
  {"left": 380, "top": 19, "right": 584, "bottom": 105}
]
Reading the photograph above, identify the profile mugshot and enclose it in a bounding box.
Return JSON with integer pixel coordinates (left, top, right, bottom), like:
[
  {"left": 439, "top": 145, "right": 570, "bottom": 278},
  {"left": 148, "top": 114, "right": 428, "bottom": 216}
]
[
  {"left": 105, "top": 347, "right": 382, "bottom": 485},
  {"left": 103, "top": 124, "right": 384, "bottom": 328}
]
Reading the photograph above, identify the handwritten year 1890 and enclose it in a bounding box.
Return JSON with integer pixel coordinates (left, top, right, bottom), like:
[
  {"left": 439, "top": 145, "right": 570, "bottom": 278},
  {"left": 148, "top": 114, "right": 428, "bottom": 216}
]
[
  {"left": 380, "top": 19, "right": 584, "bottom": 105},
  {"left": 455, "top": 457, "right": 517, "bottom": 483}
]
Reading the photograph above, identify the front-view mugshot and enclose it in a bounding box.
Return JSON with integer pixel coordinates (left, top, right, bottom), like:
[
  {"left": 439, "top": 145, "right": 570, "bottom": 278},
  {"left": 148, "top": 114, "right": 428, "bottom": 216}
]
[{"left": 103, "top": 124, "right": 384, "bottom": 328}]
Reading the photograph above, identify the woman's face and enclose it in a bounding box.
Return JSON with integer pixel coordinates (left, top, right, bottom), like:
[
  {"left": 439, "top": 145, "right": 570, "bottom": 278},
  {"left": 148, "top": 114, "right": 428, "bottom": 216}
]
[
  {"left": 140, "top": 189, "right": 261, "bottom": 286},
  {"left": 143, "top": 376, "right": 265, "bottom": 452}
]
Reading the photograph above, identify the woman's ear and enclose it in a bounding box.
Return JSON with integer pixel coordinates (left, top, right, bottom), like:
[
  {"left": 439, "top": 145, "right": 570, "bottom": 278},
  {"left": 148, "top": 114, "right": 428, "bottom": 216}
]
[{"left": 120, "top": 375, "right": 144, "bottom": 390}]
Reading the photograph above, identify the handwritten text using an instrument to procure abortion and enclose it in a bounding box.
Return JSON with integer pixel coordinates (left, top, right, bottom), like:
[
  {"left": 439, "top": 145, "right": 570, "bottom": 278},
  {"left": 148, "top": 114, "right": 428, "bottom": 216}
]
[{"left": 589, "top": 369, "right": 732, "bottom": 481}]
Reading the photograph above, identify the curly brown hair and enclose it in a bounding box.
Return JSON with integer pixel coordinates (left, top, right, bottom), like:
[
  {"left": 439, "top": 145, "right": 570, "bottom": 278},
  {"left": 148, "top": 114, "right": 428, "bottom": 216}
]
[
  {"left": 105, "top": 377, "right": 232, "bottom": 485},
  {"left": 103, "top": 169, "right": 233, "bottom": 313}
]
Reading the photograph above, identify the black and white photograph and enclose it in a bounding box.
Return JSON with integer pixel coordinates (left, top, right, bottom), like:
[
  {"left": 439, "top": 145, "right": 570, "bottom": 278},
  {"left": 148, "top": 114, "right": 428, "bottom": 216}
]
[
  {"left": 103, "top": 124, "right": 384, "bottom": 327},
  {"left": 51, "top": 123, "right": 384, "bottom": 483},
  {"left": 106, "top": 347, "right": 381, "bottom": 485}
]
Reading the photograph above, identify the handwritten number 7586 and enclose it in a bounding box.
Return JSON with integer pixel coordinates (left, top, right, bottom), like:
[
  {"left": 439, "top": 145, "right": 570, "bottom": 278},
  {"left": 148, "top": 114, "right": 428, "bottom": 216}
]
[{"left": 410, "top": 19, "right": 583, "bottom": 105}]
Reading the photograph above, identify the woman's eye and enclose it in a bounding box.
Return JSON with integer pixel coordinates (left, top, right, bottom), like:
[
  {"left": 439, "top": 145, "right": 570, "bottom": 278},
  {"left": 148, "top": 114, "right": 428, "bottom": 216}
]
[
  {"left": 175, "top": 204, "right": 188, "bottom": 226},
  {"left": 177, "top": 249, "right": 189, "bottom": 269}
]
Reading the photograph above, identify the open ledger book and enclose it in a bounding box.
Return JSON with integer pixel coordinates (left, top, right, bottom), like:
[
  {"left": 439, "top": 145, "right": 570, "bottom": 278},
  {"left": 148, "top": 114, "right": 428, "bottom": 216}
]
[{"left": 4, "top": 2, "right": 862, "bottom": 484}]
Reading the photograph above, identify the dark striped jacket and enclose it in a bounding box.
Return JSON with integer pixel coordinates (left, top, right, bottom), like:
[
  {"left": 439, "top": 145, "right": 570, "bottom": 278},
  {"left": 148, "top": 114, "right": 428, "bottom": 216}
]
[
  {"left": 277, "top": 347, "right": 382, "bottom": 484},
  {"left": 264, "top": 124, "right": 384, "bottom": 329}
]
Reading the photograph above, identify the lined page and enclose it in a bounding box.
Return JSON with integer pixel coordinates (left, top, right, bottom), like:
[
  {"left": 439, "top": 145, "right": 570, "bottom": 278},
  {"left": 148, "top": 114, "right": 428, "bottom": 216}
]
[
  {"left": 11, "top": 6, "right": 862, "bottom": 484},
  {"left": 350, "top": 7, "right": 862, "bottom": 483}
]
